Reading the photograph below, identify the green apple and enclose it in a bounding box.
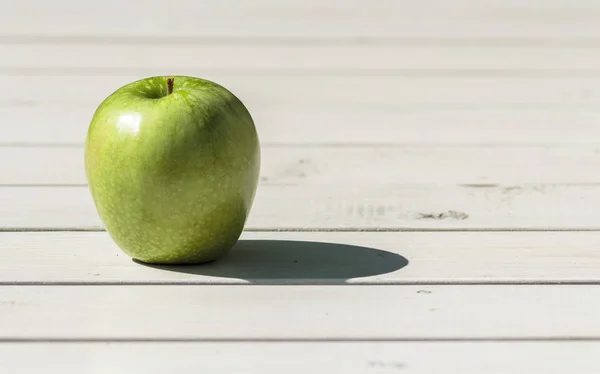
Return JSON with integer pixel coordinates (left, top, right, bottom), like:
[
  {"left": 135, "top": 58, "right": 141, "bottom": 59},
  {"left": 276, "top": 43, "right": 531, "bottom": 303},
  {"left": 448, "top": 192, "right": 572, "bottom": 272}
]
[{"left": 84, "top": 75, "right": 260, "bottom": 265}]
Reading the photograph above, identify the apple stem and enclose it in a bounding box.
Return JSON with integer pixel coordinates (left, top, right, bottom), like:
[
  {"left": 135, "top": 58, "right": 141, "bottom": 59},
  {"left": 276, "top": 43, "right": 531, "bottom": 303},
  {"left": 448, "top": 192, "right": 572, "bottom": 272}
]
[{"left": 167, "top": 77, "right": 174, "bottom": 95}]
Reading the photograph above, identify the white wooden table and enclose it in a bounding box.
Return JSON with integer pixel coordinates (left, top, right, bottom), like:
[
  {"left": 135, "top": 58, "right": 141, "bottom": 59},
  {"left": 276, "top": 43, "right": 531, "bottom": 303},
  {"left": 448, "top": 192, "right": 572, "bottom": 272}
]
[{"left": 2, "top": 1, "right": 600, "bottom": 372}]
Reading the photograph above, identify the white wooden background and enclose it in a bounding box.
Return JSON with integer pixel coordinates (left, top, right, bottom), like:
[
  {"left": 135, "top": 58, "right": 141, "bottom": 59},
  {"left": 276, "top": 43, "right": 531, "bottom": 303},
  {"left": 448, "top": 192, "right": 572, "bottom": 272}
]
[{"left": 1, "top": 1, "right": 600, "bottom": 372}]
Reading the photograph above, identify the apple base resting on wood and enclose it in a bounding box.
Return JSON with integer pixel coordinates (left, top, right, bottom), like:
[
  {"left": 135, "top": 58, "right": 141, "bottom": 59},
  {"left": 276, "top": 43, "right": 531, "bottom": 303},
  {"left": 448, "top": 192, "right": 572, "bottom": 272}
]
[{"left": 84, "top": 76, "right": 261, "bottom": 265}]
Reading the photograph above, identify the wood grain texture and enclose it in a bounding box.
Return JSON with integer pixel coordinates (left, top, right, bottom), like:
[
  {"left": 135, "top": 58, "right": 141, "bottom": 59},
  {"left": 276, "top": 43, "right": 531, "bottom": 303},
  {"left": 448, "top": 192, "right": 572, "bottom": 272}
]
[
  {"left": 2, "top": 0, "right": 600, "bottom": 39},
  {"left": 1, "top": 231, "right": 599, "bottom": 285},
  {"left": 0, "top": 285, "right": 598, "bottom": 340},
  {"left": 0, "top": 342, "right": 598, "bottom": 374}
]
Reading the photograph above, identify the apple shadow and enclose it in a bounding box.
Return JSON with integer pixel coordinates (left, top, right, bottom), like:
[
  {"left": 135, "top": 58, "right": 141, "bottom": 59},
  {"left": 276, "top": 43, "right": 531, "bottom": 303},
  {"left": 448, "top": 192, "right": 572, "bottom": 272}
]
[{"left": 136, "top": 239, "right": 409, "bottom": 284}]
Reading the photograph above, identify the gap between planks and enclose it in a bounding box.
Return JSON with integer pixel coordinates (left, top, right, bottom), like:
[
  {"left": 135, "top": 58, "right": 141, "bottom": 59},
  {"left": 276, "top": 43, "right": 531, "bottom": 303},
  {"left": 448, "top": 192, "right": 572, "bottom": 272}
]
[
  {"left": 4, "top": 227, "right": 600, "bottom": 233},
  {"left": 7, "top": 35, "right": 600, "bottom": 46},
  {"left": 1, "top": 337, "right": 600, "bottom": 342}
]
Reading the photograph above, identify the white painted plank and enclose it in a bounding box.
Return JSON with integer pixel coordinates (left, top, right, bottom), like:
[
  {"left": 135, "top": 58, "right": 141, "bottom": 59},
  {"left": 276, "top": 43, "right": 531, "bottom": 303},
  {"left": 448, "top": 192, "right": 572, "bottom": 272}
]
[
  {"left": 3, "top": 145, "right": 600, "bottom": 229},
  {"left": 5, "top": 75, "right": 599, "bottom": 145},
  {"left": 3, "top": 74, "right": 599, "bottom": 146},
  {"left": 2, "top": 184, "right": 600, "bottom": 230},
  {"left": 5, "top": 45, "right": 600, "bottom": 71},
  {"left": 1, "top": 342, "right": 599, "bottom": 374},
  {"left": 3, "top": 106, "right": 600, "bottom": 145},
  {"left": 7, "top": 75, "right": 600, "bottom": 108},
  {"left": 2, "top": 0, "right": 600, "bottom": 39},
  {"left": 0, "top": 285, "right": 598, "bottom": 339},
  {"left": 5, "top": 145, "right": 600, "bottom": 186},
  {"left": 1, "top": 231, "right": 600, "bottom": 284}
]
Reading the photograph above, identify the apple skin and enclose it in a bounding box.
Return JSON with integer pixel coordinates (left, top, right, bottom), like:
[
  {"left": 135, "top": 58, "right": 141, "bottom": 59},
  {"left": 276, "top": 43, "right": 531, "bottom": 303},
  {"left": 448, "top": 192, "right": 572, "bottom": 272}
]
[{"left": 84, "top": 75, "right": 260, "bottom": 265}]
